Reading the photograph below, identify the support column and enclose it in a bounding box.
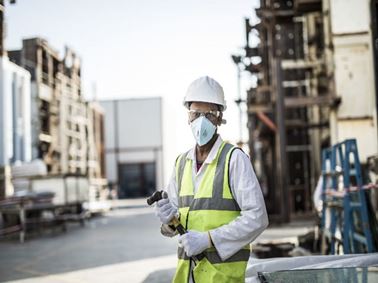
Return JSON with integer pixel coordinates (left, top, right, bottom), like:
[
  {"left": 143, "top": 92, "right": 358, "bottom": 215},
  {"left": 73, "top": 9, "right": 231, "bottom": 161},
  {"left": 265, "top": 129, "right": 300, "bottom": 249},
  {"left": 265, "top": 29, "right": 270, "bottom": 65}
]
[{"left": 274, "top": 58, "right": 290, "bottom": 223}]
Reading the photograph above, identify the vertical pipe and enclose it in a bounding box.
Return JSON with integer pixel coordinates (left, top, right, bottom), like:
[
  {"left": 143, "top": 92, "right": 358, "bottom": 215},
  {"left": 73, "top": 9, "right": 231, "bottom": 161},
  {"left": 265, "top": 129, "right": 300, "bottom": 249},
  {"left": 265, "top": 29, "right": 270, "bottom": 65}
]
[
  {"left": 323, "top": 0, "right": 338, "bottom": 144},
  {"left": 0, "top": 1, "right": 4, "bottom": 57},
  {"left": 159, "top": 98, "right": 164, "bottom": 189},
  {"left": 275, "top": 58, "right": 290, "bottom": 223},
  {"left": 12, "top": 73, "right": 19, "bottom": 162},
  {"left": 113, "top": 100, "right": 120, "bottom": 196},
  {"left": 370, "top": 0, "right": 378, "bottom": 141},
  {"left": 237, "top": 67, "right": 243, "bottom": 144}
]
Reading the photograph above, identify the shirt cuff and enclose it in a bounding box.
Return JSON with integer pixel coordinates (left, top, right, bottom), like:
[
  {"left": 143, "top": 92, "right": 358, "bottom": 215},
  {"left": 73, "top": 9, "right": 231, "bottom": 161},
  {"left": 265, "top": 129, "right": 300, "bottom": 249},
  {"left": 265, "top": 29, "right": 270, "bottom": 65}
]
[{"left": 209, "top": 229, "right": 230, "bottom": 261}]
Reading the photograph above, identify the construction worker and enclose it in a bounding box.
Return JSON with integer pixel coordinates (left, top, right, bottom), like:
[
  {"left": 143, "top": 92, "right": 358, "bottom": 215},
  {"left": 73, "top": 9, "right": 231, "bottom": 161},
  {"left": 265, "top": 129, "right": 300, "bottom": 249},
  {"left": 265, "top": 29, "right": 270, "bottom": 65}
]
[{"left": 155, "top": 76, "right": 269, "bottom": 282}]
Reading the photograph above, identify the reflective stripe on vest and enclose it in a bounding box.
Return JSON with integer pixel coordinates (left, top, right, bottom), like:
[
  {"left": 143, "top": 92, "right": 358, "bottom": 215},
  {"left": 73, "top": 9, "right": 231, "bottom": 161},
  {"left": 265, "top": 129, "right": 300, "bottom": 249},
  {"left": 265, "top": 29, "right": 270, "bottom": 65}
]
[
  {"left": 173, "top": 142, "right": 249, "bottom": 283},
  {"left": 177, "top": 246, "right": 250, "bottom": 263}
]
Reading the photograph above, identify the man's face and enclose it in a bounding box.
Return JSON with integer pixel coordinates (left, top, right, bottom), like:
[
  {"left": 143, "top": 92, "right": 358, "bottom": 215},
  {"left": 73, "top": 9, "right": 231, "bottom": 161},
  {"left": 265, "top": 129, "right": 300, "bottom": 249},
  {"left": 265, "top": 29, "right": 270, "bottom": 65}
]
[{"left": 188, "top": 102, "right": 222, "bottom": 126}]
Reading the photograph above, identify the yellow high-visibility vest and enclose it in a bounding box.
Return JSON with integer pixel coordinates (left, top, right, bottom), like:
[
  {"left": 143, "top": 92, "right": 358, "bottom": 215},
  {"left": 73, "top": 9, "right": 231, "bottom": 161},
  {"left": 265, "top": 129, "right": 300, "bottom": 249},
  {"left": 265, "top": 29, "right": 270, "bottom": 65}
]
[{"left": 173, "top": 142, "right": 250, "bottom": 283}]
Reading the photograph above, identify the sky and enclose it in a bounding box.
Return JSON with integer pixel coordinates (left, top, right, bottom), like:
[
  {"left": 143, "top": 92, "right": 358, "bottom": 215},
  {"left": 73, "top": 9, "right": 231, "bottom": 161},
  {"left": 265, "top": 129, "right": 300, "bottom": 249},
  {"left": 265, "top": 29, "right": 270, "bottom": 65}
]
[{"left": 5, "top": 0, "right": 258, "bottom": 185}]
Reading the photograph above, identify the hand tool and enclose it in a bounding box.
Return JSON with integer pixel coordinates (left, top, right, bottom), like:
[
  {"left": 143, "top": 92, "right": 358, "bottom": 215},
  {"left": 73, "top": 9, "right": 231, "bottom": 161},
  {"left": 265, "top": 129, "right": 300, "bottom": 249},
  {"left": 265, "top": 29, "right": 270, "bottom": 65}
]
[{"left": 147, "top": 190, "right": 205, "bottom": 264}]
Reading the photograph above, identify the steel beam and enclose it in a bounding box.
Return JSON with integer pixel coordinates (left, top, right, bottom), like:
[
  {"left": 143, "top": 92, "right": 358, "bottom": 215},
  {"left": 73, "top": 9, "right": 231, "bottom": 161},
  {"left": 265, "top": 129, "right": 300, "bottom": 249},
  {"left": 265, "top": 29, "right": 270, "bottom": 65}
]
[{"left": 274, "top": 59, "right": 290, "bottom": 223}]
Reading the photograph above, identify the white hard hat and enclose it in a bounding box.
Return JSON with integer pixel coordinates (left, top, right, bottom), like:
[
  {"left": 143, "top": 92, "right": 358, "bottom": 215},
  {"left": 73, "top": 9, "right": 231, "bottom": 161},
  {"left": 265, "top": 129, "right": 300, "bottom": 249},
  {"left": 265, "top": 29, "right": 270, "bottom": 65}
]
[{"left": 183, "top": 76, "right": 227, "bottom": 111}]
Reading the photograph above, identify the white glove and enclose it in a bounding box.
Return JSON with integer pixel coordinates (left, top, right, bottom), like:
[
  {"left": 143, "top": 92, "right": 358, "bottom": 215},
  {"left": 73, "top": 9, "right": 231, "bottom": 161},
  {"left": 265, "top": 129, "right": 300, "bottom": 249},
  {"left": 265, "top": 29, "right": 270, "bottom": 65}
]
[
  {"left": 178, "top": 230, "right": 211, "bottom": 257},
  {"left": 155, "top": 197, "right": 178, "bottom": 224},
  {"left": 160, "top": 224, "right": 178, "bottom": 237}
]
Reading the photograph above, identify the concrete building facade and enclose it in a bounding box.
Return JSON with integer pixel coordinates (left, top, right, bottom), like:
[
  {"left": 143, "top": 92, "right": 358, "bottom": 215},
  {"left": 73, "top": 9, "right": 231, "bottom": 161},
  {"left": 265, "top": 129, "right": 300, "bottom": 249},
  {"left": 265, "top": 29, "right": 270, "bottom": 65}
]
[
  {"left": 8, "top": 38, "right": 106, "bottom": 180},
  {"left": 6, "top": 38, "right": 107, "bottom": 202},
  {"left": 100, "top": 98, "right": 163, "bottom": 199}
]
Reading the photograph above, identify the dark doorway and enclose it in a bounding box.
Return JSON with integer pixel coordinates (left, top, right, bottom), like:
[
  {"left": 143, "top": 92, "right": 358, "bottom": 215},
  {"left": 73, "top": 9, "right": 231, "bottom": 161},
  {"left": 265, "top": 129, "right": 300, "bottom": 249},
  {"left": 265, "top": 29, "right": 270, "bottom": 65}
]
[{"left": 118, "top": 162, "right": 156, "bottom": 198}]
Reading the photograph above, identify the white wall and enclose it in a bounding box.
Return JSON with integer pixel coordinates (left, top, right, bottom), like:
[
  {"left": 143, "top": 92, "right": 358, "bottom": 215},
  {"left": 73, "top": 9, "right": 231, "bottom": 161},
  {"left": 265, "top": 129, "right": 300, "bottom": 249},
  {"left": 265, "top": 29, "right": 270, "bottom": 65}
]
[
  {"left": 117, "top": 98, "right": 162, "bottom": 148},
  {"left": 0, "top": 57, "right": 31, "bottom": 166},
  {"left": 330, "top": 0, "right": 378, "bottom": 161},
  {"left": 100, "top": 98, "right": 163, "bottom": 191},
  {"left": 333, "top": 34, "right": 376, "bottom": 119},
  {"left": 331, "top": 0, "right": 370, "bottom": 34}
]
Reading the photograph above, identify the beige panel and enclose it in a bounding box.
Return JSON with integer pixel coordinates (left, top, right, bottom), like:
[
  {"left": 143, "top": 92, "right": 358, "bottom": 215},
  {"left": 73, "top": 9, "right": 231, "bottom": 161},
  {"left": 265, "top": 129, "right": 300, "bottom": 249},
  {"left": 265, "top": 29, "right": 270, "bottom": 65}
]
[
  {"left": 337, "top": 119, "right": 378, "bottom": 162},
  {"left": 334, "top": 34, "right": 375, "bottom": 118},
  {"left": 331, "top": 0, "right": 370, "bottom": 34}
]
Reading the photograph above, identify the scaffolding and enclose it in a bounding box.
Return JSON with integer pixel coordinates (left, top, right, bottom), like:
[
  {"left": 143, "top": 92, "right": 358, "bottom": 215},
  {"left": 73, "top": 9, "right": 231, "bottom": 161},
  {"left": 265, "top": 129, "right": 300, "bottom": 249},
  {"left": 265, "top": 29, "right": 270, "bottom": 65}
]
[
  {"left": 8, "top": 38, "right": 106, "bottom": 200},
  {"left": 243, "top": 0, "right": 340, "bottom": 223}
]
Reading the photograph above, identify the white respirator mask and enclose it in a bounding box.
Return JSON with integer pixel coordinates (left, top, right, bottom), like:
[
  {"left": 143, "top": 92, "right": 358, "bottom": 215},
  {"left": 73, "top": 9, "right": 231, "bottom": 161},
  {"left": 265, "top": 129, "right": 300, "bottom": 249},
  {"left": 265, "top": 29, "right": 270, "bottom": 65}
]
[{"left": 190, "top": 116, "right": 217, "bottom": 146}]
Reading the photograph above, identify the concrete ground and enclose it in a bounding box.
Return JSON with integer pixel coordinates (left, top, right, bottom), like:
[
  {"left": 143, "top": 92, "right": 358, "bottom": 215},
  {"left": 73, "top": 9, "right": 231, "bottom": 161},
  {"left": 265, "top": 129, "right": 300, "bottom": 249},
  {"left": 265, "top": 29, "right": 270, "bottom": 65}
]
[{"left": 0, "top": 199, "right": 315, "bottom": 283}]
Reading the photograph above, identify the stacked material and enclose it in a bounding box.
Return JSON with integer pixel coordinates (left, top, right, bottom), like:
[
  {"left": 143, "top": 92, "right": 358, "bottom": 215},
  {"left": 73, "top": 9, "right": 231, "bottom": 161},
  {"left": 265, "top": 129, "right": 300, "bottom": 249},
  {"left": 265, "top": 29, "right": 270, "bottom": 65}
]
[{"left": 11, "top": 159, "right": 47, "bottom": 193}]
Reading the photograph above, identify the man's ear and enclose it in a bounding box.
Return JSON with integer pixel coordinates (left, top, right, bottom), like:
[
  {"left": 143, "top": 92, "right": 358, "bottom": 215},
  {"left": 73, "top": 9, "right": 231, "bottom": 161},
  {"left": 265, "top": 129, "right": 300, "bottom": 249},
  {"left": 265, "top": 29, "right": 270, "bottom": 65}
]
[{"left": 217, "top": 112, "right": 223, "bottom": 126}]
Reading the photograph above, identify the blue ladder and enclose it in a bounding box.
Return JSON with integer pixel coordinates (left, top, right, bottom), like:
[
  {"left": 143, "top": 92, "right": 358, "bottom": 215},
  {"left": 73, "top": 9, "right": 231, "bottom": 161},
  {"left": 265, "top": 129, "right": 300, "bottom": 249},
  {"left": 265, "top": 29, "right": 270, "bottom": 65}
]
[{"left": 320, "top": 139, "right": 376, "bottom": 254}]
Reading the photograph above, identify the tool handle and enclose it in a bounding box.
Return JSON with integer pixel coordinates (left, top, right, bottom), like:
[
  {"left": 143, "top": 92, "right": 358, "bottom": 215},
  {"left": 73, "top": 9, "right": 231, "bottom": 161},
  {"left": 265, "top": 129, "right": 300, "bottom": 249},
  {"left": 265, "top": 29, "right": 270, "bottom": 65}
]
[
  {"left": 170, "top": 217, "right": 205, "bottom": 264},
  {"left": 146, "top": 190, "right": 164, "bottom": 205},
  {"left": 147, "top": 190, "right": 205, "bottom": 264},
  {"left": 176, "top": 224, "right": 186, "bottom": 235},
  {"left": 170, "top": 217, "right": 186, "bottom": 235}
]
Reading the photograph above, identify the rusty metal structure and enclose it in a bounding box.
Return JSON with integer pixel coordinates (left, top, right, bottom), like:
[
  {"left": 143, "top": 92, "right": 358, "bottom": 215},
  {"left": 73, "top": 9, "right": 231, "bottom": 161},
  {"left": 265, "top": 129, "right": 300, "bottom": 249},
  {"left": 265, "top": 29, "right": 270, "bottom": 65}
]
[
  {"left": 238, "top": 0, "right": 378, "bottom": 223},
  {"left": 242, "top": 0, "right": 340, "bottom": 223}
]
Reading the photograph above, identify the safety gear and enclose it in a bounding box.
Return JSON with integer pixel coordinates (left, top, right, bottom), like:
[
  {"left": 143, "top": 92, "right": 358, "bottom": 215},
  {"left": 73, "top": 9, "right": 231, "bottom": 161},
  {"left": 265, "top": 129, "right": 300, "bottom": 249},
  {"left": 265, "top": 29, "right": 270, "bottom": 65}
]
[
  {"left": 172, "top": 141, "right": 250, "bottom": 283},
  {"left": 161, "top": 224, "right": 177, "bottom": 237},
  {"left": 183, "top": 76, "right": 227, "bottom": 111},
  {"left": 188, "top": 109, "right": 221, "bottom": 123},
  {"left": 190, "top": 116, "right": 217, "bottom": 146},
  {"left": 178, "top": 230, "right": 211, "bottom": 257},
  {"left": 155, "top": 197, "right": 177, "bottom": 224}
]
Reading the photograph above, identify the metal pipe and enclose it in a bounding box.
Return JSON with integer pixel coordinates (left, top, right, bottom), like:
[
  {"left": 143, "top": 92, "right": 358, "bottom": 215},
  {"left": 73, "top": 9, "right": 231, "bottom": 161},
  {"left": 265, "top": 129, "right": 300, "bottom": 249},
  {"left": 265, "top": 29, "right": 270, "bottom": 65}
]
[
  {"left": 237, "top": 67, "right": 243, "bottom": 143},
  {"left": 274, "top": 58, "right": 290, "bottom": 223},
  {"left": 256, "top": 112, "right": 277, "bottom": 132}
]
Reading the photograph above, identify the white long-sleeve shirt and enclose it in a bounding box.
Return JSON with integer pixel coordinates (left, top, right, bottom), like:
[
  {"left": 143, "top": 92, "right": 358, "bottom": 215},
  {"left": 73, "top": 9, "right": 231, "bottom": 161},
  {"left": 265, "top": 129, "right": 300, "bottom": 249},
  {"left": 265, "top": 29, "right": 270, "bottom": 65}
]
[{"left": 166, "top": 135, "right": 269, "bottom": 261}]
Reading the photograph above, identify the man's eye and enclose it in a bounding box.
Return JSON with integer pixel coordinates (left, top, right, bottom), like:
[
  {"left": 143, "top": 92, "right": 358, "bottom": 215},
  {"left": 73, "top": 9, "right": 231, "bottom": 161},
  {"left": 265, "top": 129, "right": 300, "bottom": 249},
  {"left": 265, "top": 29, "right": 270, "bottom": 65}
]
[{"left": 206, "top": 113, "right": 216, "bottom": 119}]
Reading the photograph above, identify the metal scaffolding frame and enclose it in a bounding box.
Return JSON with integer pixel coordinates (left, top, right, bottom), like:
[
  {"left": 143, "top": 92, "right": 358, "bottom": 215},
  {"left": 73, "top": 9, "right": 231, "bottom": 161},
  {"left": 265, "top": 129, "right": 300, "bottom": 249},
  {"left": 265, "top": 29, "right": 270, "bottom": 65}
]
[{"left": 242, "top": 0, "right": 340, "bottom": 223}]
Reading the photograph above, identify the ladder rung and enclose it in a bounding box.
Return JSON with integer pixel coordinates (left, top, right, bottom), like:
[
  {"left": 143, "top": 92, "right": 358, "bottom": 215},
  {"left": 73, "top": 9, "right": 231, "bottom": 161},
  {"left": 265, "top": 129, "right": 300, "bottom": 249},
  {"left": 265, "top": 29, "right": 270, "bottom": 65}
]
[
  {"left": 350, "top": 202, "right": 361, "bottom": 208},
  {"left": 352, "top": 232, "right": 367, "bottom": 244},
  {"left": 322, "top": 171, "right": 343, "bottom": 176},
  {"left": 322, "top": 169, "right": 357, "bottom": 176},
  {"left": 349, "top": 169, "right": 357, "bottom": 176},
  {"left": 324, "top": 201, "right": 343, "bottom": 207}
]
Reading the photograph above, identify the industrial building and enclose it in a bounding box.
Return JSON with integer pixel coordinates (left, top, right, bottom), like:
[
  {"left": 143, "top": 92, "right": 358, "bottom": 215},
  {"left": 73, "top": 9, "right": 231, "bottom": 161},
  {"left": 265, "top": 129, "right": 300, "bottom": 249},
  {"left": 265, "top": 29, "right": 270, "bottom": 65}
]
[
  {"left": 0, "top": 36, "right": 108, "bottom": 212},
  {"left": 100, "top": 98, "right": 163, "bottom": 199},
  {"left": 0, "top": 55, "right": 31, "bottom": 199},
  {"left": 234, "top": 0, "right": 378, "bottom": 224},
  {"left": 0, "top": 56, "right": 31, "bottom": 166},
  {"left": 0, "top": 2, "right": 29, "bottom": 200},
  {"left": 0, "top": 37, "right": 108, "bottom": 241},
  {"left": 7, "top": 38, "right": 107, "bottom": 198}
]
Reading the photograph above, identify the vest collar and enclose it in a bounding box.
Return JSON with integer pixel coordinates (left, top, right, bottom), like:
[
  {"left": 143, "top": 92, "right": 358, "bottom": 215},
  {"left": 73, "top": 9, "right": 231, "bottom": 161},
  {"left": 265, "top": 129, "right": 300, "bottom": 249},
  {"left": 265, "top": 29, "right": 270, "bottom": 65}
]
[{"left": 187, "top": 135, "right": 223, "bottom": 164}]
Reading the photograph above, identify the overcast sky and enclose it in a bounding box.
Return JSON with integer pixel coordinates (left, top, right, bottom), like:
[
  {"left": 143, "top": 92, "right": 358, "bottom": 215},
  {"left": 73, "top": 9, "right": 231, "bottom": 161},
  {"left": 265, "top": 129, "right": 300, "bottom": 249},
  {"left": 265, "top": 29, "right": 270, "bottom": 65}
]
[{"left": 5, "top": 0, "right": 258, "bottom": 184}]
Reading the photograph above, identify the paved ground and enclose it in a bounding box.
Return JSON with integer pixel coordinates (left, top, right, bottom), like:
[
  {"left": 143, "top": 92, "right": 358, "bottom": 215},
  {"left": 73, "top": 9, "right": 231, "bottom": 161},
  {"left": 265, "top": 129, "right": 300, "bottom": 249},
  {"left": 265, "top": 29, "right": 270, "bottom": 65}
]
[
  {"left": 0, "top": 203, "right": 178, "bottom": 283},
  {"left": 0, "top": 199, "right": 315, "bottom": 283}
]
